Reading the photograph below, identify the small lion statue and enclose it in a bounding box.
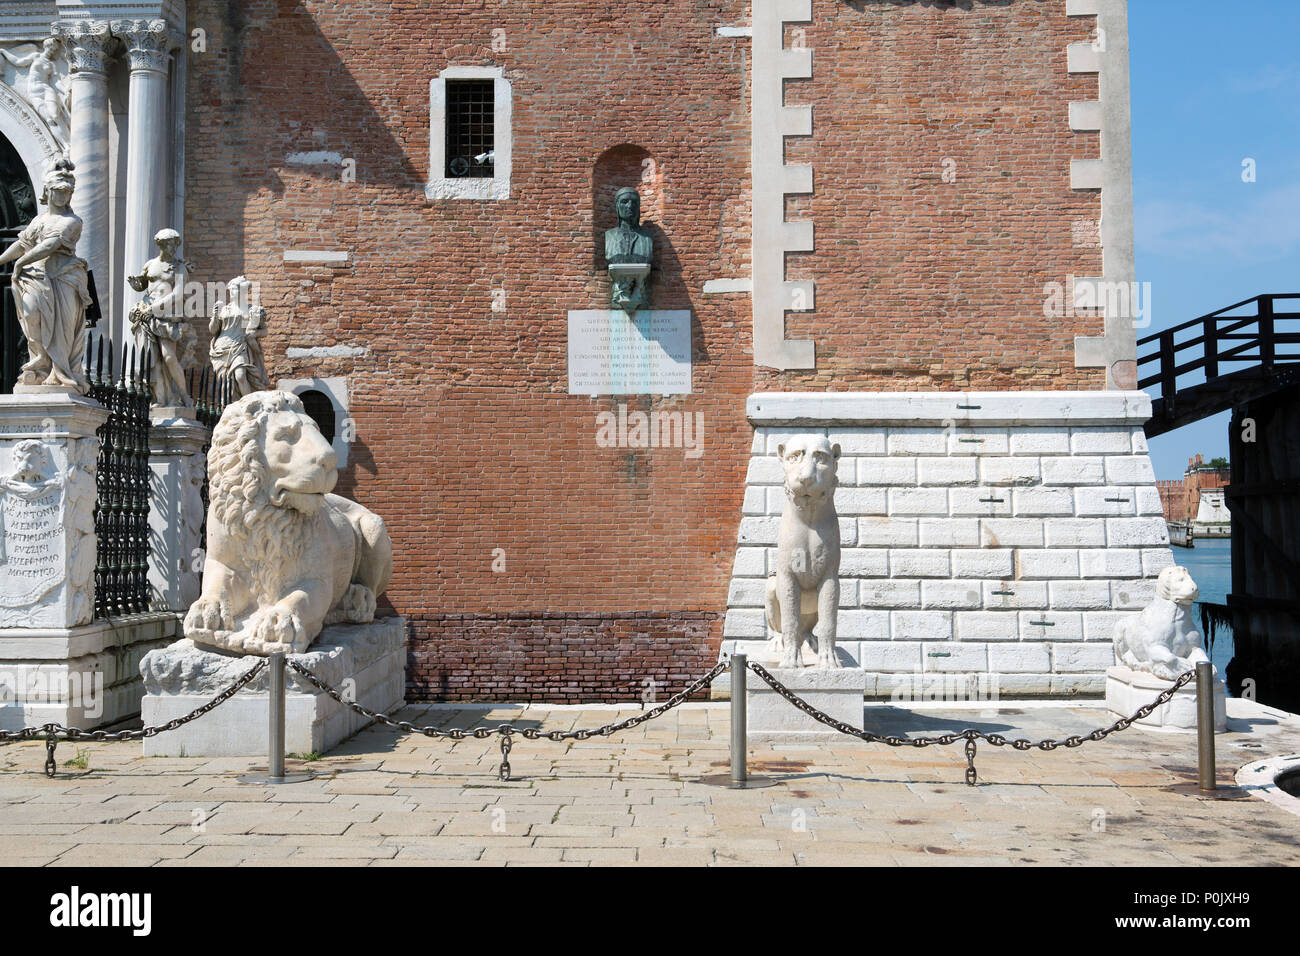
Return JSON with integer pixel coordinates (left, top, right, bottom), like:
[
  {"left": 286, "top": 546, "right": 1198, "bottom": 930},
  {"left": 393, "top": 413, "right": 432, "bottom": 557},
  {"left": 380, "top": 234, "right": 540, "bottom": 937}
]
[
  {"left": 183, "top": 391, "right": 393, "bottom": 655},
  {"left": 1113, "top": 565, "right": 1210, "bottom": 681},
  {"left": 765, "top": 434, "right": 841, "bottom": 668}
]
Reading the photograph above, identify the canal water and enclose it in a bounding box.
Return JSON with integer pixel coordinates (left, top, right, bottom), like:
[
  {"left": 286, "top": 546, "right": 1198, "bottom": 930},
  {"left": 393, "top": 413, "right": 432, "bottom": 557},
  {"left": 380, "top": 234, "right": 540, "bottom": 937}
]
[{"left": 1170, "top": 538, "right": 1233, "bottom": 677}]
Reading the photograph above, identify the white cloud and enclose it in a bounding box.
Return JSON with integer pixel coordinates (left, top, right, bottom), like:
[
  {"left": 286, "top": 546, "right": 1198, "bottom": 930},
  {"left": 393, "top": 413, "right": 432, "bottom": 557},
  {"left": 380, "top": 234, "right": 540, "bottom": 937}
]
[{"left": 1135, "top": 182, "right": 1300, "bottom": 262}]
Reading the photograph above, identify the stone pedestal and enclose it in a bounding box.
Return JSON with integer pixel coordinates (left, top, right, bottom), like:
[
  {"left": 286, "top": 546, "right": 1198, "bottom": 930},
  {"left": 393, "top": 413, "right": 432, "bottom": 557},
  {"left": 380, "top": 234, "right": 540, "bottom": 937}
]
[
  {"left": 140, "top": 617, "right": 407, "bottom": 756},
  {"left": 0, "top": 612, "right": 177, "bottom": 730},
  {"left": 147, "top": 413, "right": 208, "bottom": 612},
  {"left": 1105, "top": 664, "right": 1226, "bottom": 733},
  {"left": 0, "top": 393, "right": 107, "bottom": 629},
  {"left": 0, "top": 394, "right": 180, "bottom": 730},
  {"left": 746, "top": 659, "right": 866, "bottom": 743}
]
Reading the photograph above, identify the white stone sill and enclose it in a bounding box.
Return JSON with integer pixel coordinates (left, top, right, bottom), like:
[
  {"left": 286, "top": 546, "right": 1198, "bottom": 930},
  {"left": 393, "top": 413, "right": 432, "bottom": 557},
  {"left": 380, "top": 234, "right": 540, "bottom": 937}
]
[{"left": 747, "top": 391, "right": 1153, "bottom": 427}]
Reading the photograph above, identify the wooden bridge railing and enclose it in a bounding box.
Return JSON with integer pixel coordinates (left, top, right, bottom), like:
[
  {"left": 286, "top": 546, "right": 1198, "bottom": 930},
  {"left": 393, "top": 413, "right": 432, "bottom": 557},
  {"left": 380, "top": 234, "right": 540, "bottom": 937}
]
[
  {"left": 1137, "top": 293, "right": 1300, "bottom": 398},
  {"left": 1137, "top": 293, "right": 1300, "bottom": 436}
]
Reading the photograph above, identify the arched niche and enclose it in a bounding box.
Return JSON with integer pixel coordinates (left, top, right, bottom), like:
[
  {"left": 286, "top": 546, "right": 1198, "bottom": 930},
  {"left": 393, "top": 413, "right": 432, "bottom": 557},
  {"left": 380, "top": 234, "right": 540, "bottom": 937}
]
[
  {"left": 591, "top": 144, "right": 663, "bottom": 273},
  {"left": 589, "top": 143, "right": 687, "bottom": 310}
]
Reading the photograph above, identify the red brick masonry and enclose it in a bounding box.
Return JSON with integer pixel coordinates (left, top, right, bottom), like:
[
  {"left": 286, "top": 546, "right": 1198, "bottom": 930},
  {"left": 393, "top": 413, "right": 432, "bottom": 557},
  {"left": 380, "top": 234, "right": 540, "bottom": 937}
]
[{"left": 183, "top": 1, "right": 1106, "bottom": 699}]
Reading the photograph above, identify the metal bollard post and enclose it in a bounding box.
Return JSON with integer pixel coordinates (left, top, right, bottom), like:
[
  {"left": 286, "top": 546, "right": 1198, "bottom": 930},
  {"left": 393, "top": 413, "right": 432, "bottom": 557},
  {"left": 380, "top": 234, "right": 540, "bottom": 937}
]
[
  {"left": 697, "top": 653, "right": 774, "bottom": 789},
  {"left": 730, "top": 653, "right": 747, "bottom": 785},
  {"left": 1196, "top": 660, "right": 1215, "bottom": 792},
  {"left": 269, "top": 651, "right": 285, "bottom": 780}
]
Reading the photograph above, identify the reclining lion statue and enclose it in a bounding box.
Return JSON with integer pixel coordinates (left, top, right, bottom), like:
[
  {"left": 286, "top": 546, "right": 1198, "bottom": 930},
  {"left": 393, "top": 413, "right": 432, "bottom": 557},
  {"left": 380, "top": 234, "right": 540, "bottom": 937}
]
[
  {"left": 1113, "top": 565, "right": 1209, "bottom": 681},
  {"left": 765, "top": 433, "right": 841, "bottom": 668},
  {"left": 183, "top": 390, "right": 392, "bottom": 655}
]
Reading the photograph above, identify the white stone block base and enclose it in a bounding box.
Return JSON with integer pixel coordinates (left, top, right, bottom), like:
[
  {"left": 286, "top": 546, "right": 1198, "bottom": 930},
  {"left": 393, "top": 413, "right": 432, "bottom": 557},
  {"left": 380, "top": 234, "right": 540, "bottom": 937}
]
[
  {"left": 723, "top": 391, "right": 1170, "bottom": 696},
  {"left": 0, "top": 612, "right": 177, "bottom": 730},
  {"left": 746, "top": 661, "right": 867, "bottom": 743},
  {"left": 1105, "top": 664, "right": 1226, "bottom": 733},
  {"left": 140, "top": 617, "right": 407, "bottom": 756}
]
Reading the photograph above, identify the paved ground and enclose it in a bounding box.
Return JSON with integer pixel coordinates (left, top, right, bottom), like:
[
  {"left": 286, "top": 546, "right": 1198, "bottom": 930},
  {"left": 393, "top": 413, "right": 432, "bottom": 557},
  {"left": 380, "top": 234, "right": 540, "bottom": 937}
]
[{"left": 1, "top": 698, "right": 1297, "bottom": 866}]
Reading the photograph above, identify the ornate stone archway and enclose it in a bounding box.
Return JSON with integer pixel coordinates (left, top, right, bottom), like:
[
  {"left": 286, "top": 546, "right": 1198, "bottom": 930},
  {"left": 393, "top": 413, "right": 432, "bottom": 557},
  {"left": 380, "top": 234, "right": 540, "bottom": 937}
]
[{"left": 0, "top": 79, "right": 60, "bottom": 196}]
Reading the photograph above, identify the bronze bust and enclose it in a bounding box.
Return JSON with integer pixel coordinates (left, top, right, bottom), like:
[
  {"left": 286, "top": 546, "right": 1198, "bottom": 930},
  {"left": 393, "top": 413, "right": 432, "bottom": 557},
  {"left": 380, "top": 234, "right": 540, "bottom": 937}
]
[{"left": 604, "top": 186, "right": 653, "bottom": 313}]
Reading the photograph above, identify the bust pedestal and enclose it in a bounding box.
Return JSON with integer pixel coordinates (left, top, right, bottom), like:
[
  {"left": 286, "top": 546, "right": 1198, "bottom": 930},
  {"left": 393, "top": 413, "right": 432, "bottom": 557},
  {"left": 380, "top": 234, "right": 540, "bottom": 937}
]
[
  {"left": 1105, "top": 664, "right": 1226, "bottom": 733},
  {"left": 607, "top": 261, "right": 651, "bottom": 314}
]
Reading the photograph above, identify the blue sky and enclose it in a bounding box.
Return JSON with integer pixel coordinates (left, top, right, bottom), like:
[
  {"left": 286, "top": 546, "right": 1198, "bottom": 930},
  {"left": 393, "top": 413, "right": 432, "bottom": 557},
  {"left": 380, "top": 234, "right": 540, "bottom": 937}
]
[{"left": 1129, "top": 2, "right": 1300, "bottom": 479}]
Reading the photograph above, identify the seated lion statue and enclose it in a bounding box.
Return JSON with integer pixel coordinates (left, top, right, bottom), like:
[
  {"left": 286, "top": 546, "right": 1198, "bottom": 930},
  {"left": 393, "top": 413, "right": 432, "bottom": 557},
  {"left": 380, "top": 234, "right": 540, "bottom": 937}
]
[
  {"left": 765, "top": 434, "right": 841, "bottom": 668},
  {"left": 1113, "top": 565, "right": 1210, "bottom": 681},
  {"left": 183, "top": 390, "right": 393, "bottom": 655}
]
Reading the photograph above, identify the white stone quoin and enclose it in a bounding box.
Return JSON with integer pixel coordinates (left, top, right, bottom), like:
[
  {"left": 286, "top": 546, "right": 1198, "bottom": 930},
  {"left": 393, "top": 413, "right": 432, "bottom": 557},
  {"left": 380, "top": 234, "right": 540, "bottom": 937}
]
[
  {"left": 140, "top": 618, "right": 407, "bottom": 757},
  {"left": 721, "top": 391, "right": 1172, "bottom": 697}
]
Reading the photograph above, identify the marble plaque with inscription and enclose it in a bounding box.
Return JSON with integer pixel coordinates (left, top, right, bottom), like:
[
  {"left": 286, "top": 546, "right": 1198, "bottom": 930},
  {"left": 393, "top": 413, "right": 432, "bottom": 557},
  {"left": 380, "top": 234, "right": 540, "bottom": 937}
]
[
  {"left": 0, "top": 395, "right": 104, "bottom": 630},
  {"left": 567, "top": 309, "right": 692, "bottom": 395},
  {"left": 0, "top": 480, "right": 65, "bottom": 606}
]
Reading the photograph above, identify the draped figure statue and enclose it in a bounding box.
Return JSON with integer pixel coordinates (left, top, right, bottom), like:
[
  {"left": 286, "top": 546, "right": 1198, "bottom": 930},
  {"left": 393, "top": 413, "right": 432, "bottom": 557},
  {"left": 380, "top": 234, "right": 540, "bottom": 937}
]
[
  {"left": 0, "top": 157, "right": 90, "bottom": 393},
  {"left": 208, "top": 275, "right": 268, "bottom": 399}
]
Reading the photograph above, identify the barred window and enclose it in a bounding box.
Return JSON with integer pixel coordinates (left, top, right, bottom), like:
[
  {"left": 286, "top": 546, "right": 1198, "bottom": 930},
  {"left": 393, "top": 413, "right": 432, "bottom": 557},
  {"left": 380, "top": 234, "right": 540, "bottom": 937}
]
[
  {"left": 427, "top": 67, "right": 511, "bottom": 200},
  {"left": 445, "top": 80, "right": 495, "bottom": 179}
]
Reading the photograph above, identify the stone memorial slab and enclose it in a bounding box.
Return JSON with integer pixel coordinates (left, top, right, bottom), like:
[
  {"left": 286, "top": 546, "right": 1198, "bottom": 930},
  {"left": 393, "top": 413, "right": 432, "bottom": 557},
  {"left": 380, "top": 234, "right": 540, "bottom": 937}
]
[{"left": 567, "top": 309, "right": 692, "bottom": 395}]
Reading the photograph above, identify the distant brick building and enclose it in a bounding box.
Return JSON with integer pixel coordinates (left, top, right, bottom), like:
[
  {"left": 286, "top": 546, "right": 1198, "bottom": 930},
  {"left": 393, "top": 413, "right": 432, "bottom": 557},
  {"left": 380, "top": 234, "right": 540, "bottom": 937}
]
[
  {"left": 1158, "top": 454, "right": 1231, "bottom": 523},
  {"left": 1, "top": 1, "right": 1167, "bottom": 701}
]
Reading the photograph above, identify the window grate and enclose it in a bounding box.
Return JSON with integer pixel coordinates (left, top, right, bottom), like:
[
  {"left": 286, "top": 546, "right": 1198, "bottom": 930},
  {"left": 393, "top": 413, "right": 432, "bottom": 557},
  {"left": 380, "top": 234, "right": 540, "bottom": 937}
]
[{"left": 445, "top": 80, "right": 495, "bottom": 179}]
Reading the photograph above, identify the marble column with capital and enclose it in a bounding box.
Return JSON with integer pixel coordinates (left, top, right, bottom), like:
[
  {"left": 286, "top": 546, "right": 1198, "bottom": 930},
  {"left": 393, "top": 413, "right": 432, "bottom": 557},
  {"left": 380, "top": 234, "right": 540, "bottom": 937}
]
[
  {"left": 52, "top": 21, "right": 116, "bottom": 345},
  {"left": 112, "top": 19, "right": 173, "bottom": 347}
]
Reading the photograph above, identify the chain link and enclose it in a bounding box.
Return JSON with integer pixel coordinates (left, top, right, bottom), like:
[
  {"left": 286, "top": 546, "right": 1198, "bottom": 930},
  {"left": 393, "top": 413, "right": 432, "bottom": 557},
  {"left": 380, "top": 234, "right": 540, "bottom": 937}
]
[
  {"left": 747, "top": 661, "right": 1198, "bottom": 786},
  {"left": 286, "top": 658, "right": 728, "bottom": 779},
  {"left": 499, "top": 733, "right": 512, "bottom": 782}
]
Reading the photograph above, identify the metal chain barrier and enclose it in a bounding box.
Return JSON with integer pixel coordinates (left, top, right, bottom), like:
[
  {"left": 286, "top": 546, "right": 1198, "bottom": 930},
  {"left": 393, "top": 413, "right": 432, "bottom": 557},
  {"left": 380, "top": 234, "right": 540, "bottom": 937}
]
[
  {"left": 287, "top": 658, "right": 728, "bottom": 780},
  {"left": 0, "top": 650, "right": 1202, "bottom": 788},
  {"left": 747, "top": 661, "right": 1197, "bottom": 785},
  {"left": 0, "top": 659, "right": 268, "bottom": 777}
]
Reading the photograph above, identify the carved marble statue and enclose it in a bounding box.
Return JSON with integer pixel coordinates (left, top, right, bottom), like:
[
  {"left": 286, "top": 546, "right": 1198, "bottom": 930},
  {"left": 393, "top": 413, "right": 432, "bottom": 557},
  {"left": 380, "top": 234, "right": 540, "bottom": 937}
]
[
  {"left": 0, "top": 157, "right": 90, "bottom": 393},
  {"left": 603, "top": 186, "right": 653, "bottom": 313},
  {"left": 1113, "top": 566, "right": 1211, "bottom": 681},
  {"left": 183, "top": 391, "right": 393, "bottom": 656},
  {"left": 208, "top": 275, "right": 269, "bottom": 399},
  {"left": 765, "top": 434, "right": 842, "bottom": 668},
  {"left": 127, "top": 228, "right": 196, "bottom": 409},
  {"left": 0, "top": 38, "right": 70, "bottom": 146}
]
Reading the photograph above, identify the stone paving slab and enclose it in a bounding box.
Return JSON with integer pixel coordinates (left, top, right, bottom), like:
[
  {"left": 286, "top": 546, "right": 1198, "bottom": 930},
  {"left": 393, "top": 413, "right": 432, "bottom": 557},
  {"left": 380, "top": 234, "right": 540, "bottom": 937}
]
[{"left": 0, "top": 698, "right": 1297, "bottom": 866}]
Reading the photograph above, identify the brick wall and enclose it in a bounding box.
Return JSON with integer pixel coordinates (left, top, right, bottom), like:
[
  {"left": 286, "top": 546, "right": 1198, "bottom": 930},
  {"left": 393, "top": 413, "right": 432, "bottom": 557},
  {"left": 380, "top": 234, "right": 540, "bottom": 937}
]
[{"left": 183, "top": 0, "right": 1108, "bottom": 699}]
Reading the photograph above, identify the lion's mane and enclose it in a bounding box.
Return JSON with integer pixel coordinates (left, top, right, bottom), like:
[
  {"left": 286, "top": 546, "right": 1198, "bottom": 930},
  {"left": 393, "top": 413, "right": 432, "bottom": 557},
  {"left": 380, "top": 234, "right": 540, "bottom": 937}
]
[{"left": 207, "top": 391, "right": 311, "bottom": 603}]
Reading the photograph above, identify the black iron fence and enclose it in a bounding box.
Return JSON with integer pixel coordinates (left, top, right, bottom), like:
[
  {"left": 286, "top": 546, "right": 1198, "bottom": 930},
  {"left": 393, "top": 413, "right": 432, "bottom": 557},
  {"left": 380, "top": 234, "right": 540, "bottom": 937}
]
[
  {"left": 86, "top": 335, "right": 152, "bottom": 618},
  {"left": 187, "top": 368, "right": 232, "bottom": 548}
]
